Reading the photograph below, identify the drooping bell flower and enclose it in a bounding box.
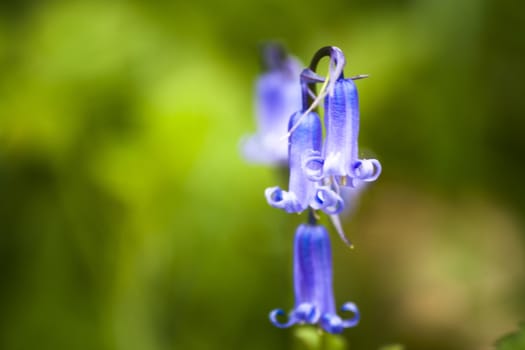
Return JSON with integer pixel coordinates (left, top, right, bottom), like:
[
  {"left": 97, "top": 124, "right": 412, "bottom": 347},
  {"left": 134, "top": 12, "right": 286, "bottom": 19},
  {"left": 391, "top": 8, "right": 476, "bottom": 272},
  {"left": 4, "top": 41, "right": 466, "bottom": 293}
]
[
  {"left": 301, "top": 46, "right": 381, "bottom": 187},
  {"left": 323, "top": 76, "right": 381, "bottom": 186},
  {"left": 242, "top": 43, "right": 303, "bottom": 165},
  {"left": 269, "top": 223, "right": 360, "bottom": 334},
  {"left": 265, "top": 110, "right": 321, "bottom": 213}
]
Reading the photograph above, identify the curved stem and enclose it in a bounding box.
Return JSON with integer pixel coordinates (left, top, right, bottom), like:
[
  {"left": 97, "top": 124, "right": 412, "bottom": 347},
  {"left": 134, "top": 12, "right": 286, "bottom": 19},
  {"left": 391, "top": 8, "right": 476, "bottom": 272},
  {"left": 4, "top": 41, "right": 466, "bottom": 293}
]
[
  {"left": 283, "top": 47, "right": 349, "bottom": 146},
  {"left": 307, "top": 46, "right": 346, "bottom": 106},
  {"left": 308, "top": 46, "right": 344, "bottom": 74}
]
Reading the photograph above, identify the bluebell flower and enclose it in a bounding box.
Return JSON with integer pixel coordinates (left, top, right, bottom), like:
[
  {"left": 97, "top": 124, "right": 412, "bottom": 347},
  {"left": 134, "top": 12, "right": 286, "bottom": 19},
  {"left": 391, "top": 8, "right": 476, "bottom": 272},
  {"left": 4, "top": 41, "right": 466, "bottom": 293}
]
[
  {"left": 302, "top": 47, "right": 381, "bottom": 187},
  {"left": 269, "top": 223, "right": 360, "bottom": 334},
  {"left": 322, "top": 76, "right": 381, "bottom": 186},
  {"left": 242, "top": 44, "right": 303, "bottom": 165},
  {"left": 265, "top": 91, "right": 343, "bottom": 214}
]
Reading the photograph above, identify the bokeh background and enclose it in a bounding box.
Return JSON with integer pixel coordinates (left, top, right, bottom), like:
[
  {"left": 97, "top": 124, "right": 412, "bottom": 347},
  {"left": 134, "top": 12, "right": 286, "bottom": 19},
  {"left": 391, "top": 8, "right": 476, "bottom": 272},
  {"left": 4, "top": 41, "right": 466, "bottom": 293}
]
[{"left": 1, "top": 0, "right": 524, "bottom": 349}]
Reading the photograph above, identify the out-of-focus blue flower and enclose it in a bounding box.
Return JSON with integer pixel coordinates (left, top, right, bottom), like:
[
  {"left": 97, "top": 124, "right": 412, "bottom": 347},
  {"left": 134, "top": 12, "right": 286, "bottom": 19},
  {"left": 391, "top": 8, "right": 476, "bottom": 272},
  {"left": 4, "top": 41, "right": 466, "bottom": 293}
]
[
  {"left": 265, "top": 82, "right": 343, "bottom": 214},
  {"left": 269, "top": 223, "right": 360, "bottom": 334},
  {"left": 241, "top": 44, "right": 303, "bottom": 165}
]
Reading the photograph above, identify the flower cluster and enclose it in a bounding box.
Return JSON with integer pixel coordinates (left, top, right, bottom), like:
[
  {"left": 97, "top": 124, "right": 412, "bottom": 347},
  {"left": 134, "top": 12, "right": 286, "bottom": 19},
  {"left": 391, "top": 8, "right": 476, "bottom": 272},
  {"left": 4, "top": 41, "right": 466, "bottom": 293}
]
[
  {"left": 242, "top": 44, "right": 380, "bottom": 334},
  {"left": 265, "top": 46, "right": 381, "bottom": 215}
]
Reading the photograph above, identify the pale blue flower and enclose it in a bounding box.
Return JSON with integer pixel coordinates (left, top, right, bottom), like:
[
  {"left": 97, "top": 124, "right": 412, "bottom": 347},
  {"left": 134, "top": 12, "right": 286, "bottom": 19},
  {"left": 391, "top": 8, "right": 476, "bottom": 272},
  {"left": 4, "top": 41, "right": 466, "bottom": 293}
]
[
  {"left": 242, "top": 44, "right": 303, "bottom": 165},
  {"left": 302, "top": 46, "right": 381, "bottom": 187},
  {"left": 322, "top": 76, "right": 381, "bottom": 186}
]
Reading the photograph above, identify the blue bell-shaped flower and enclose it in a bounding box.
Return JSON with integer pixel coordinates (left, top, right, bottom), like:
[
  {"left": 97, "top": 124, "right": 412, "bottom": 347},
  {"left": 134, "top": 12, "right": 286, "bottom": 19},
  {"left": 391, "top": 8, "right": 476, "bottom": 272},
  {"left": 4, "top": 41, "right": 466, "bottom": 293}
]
[
  {"left": 265, "top": 109, "right": 343, "bottom": 214},
  {"left": 323, "top": 76, "right": 381, "bottom": 186},
  {"left": 269, "top": 223, "right": 360, "bottom": 333}
]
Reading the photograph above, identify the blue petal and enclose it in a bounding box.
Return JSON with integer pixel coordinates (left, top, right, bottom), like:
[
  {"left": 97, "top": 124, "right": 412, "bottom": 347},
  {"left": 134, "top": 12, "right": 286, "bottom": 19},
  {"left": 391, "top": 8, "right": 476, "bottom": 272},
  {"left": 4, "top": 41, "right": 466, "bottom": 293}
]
[
  {"left": 340, "top": 302, "right": 360, "bottom": 328},
  {"left": 294, "top": 224, "right": 336, "bottom": 316},
  {"left": 294, "top": 302, "right": 320, "bottom": 323},
  {"left": 294, "top": 224, "right": 318, "bottom": 304},
  {"left": 285, "top": 223, "right": 360, "bottom": 333},
  {"left": 266, "top": 111, "right": 323, "bottom": 214},
  {"left": 288, "top": 111, "right": 323, "bottom": 209},
  {"left": 351, "top": 158, "right": 382, "bottom": 182},
  {"left": 323, "top": 78, "right": 358, "bottom": 178},
  {"left": 323, "top": 78, "right": 382, "bottom": 185},
  {"left": 311, "top": 186, "right": 344, "bottom": 214},
  {"left": 269, "top": 309, "right": 297, "bottom": 328},
  {"left": 320, "top": 314, "right": 344, "bottom": 334},
  {"left": 265, "top": 186, "right": 305, "bottom": 213}
]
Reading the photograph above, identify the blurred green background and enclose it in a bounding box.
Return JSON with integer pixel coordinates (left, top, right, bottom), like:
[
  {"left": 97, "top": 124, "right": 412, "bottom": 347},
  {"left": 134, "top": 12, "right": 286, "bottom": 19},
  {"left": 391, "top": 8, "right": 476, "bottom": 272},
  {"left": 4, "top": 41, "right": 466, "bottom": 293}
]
[{"left": 1, "top": 0, "right": 524, "bottom": 349}]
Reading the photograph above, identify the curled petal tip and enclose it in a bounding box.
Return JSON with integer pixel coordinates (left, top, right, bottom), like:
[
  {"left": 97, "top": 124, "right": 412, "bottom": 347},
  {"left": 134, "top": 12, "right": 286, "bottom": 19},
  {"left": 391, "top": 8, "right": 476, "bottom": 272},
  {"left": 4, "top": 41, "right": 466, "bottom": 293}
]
[
  {"left": 320, "top": 314, "right": 344, "bottom": 334},
  {"left": 312, "top": 187, "right": 344, "bottom": 215},
  {"left": 319, "top": 303, "right": 360, "bottom": 333},
  {"left": 269, "top": 309, "right": 296, "bottom": 328},
  {"left": 351, "top": 159, "right": 382, "bottom": 182},
  {"left": 265, "top": 186, "right": 283, "bottom": 202},
  {"left": 340, "top": 302, "right": 360, "bottom": 328},
  {"left": 265, "top": 187, "right": 304, "bottom": 213},
  {"left": 295, "top": 303, "right": 320, "bottom": 323}
]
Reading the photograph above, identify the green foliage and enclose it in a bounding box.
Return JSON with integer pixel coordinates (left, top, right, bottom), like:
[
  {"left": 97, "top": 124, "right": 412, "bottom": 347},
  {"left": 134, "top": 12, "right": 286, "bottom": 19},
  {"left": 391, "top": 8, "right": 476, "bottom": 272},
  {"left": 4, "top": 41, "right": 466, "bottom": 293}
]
[
  {"left": 378, "top": 345, "right": 405, "bottom": 350},
  {"left": 294, "top": 327, "right": 347, "bottom": 350},
  {"left": 293, "top": 327, "right": 405, "bottom": 350},
  {"left": 496, "top": 324, "right": 525, "bottom": 350}
]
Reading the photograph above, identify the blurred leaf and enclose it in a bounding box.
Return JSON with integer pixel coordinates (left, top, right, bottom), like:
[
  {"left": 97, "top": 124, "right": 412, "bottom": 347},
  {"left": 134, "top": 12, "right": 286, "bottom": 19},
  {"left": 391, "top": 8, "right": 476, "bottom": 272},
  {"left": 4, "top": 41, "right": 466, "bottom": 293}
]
[
  {"left": 495, "top": 324, "right": 525, "bottom": 350},
  {"left": 293, "top": 327, "right": 347, "bottom": 350},
  {"left": 294, "top": 327, "right": 322, "bottom": 350},
  {"left": 323, "top": 333, "right": 347, "bottom": 350},
  {"left": 378, "top": 344, "right": 405, "bottom": 350}
]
